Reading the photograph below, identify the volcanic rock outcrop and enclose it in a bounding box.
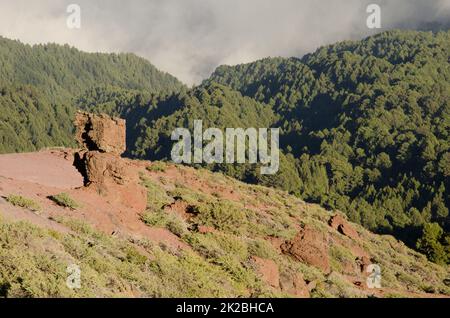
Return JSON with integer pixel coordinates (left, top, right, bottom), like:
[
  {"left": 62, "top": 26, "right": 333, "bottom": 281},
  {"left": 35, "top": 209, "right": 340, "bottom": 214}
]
[
  {"left": 329, "top": 214, "right": 359, "bottom": 240},
  {"left": 279, "top": 271, "right": 310, "bottom": 298},
  {"left": 281, "top": 224, "right": 330, "bottom": 273},
  {"left": 73, "top": 111, "right": 147, "bottom": 212},
  {"left": 74, "top": 112, "right": 126, "bottom": 155},
  {"left": 251, "top": 256, "right": 280, "bottom": 289}
]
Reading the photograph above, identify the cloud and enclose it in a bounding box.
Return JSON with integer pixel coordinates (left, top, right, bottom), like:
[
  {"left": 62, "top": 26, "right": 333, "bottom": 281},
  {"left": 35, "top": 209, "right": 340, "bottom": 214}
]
[{"left": 0, "top": 0, "right": 448, "bottom": 84}]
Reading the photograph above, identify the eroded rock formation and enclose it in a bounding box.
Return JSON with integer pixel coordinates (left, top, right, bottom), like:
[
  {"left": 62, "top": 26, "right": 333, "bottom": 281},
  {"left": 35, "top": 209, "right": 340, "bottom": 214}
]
[
  {"left": 329, "top": 214, "right": 359, "bottom": 240},
  {"left": 281, "top": 224, "right": 330, "bottom": 273},
  {"left": 279, "top": 271, "right": 310, "bottom": 298},
  {"left": 73, "top": 111, "right": 146, "bottom": 212},
  {"left": 250, "top": 255, "right": 310, "bottom": 297},
  {"left": 74, "top": 112, "right": 126, "bottom": 155},
  {"left": 251, "top": 256, "right": 280, "bottom": 289}
]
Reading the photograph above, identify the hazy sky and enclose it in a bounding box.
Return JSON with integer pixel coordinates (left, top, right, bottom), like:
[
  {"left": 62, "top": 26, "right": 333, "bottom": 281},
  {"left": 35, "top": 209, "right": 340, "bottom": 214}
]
[{"left": 0, "top": 0, "right": 449, "bottom": 84}]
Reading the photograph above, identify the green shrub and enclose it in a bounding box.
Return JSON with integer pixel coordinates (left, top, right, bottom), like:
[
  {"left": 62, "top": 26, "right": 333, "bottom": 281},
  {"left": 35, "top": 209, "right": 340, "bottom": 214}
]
[
  {"left": 141, "top": 178, "right": 174, "bottom": 211},
  {"left": 141, "top": 210, "right": 188, "bottom": 238},
  {"left": 125, "top": 247, "right": 148, "bottom": 265},
  {"left": 146, "top": 162, "right": 167, "bottom": 173},
  {"left": 141, "top": 211, "right": 167, "bottom": 227},
  {"left": 416, "top": 223, "right": 448, "bottom": 265},
  {"left": 49, "top": 193, "right": 81, "bottom": 210},
  {"left": 166, "top": 219, "right": 189, "bottom": 238},
  {"left": 195, "top": 201, "right": 248, "bottom": 235},
  {"left": 247, "top": 238, "right": 278, "bottom": 260},
  {"left": 5, "top": 195, "right": 41, "bottom": 212},
  {"left": 330, "top": 245, "right": 356, "bottom": 272},
  {"left": 184, "top": 232, "right": 262, "bottom": 288}
]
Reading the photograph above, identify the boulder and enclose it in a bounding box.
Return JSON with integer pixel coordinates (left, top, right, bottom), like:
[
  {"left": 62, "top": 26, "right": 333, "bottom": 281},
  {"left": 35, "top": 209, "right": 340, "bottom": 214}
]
[
  {"left": 329, "top": 214, "right": 359, "bottom": 240},
  {"left": 281, "top": 225, "right": 330, "bottom": 273},
  {"left": 279, "top": 272, "right": 310, "bottom": 298},
  {"left": 74, "top": 111, "right": 126, "bottom": 156},
  {"left": 251, "top": 256, "right": 280, "bottom": 288}
]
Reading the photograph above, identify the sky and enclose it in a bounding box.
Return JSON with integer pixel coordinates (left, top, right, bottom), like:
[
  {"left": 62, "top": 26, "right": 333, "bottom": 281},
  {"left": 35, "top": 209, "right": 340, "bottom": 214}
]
[{"left": 0, "top": 0, "right": 449, "bottom": 85}]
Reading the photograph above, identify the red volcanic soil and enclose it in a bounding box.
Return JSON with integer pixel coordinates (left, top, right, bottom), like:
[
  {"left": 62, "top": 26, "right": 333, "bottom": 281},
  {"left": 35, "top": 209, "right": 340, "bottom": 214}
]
[
  {"left": 1, "top": 150, "right": 448, "bottom": 298},
  {"left": 0, "top": 150, "right": 83, "bottom": 189},
  {"left": 0, "top": 149, "right": 187, "bottom": 251}
]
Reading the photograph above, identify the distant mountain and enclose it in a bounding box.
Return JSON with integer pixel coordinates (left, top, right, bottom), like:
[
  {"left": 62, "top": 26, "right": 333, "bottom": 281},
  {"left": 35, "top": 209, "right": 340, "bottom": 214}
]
[
  {"left": 0, "top": 36, "right": 185, "bottom": 153},
  {"left": 0, "top": 37, "right": 184, "bottom": 100}
]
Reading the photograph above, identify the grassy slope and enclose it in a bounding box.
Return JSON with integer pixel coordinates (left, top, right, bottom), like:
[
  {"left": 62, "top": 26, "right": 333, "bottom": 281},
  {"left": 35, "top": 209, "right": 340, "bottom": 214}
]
[{"left": 0, "top": 160, "right": 448, "bottom": 298}]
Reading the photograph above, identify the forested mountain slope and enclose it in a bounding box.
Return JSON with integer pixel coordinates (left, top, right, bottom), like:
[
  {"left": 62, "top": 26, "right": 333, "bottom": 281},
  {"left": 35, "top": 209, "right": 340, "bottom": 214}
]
[
  {"left": 0, "top": 37, "right": 183, "bottom": 100},
  {"left": 202, "top": 30, "right": 450, "bottom": 263},
  {"left": 0, "top": 37, "right": 184, "bottom": 153},
  {"left": 0, "top": 84, "right": 74, "bottom": 153}
]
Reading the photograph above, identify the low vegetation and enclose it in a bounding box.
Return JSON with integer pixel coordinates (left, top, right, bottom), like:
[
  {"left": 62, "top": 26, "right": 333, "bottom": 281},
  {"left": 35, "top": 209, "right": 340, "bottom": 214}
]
[
  {"left": 137, "top": 165, "right": 450, "bottom": 298},
  {"left": 146, "top": 162, "right": 167, "bottom": 173},
  {"left": 1, "top": 163, "right": 449, "bottom": 298},
  {"left": 0, "top": 217, "right": 265, "bottom": 297},
  {"left": 0, "top": 30, "right": 449, "bottom": 297},
  {"left": 48, "top": 193, "right": 81, "bottom": 210},
  {"left": 141, "top": 210, "right": 189, "bottom": 238},
  {"left": 5, "top": 194, "right": 41, "bottom": 213}
]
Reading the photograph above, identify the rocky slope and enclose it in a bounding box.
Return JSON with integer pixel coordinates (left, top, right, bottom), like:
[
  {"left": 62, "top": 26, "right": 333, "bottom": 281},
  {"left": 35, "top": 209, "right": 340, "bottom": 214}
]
[
  {"left": 1, "top": 151, "right": 449, "bottom": 298},
  {"left": 0, "top": 113, "right": 449, "bottom": 298}
]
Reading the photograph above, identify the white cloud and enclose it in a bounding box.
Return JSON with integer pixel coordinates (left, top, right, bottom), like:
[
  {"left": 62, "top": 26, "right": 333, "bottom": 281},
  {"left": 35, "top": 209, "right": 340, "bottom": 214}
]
[{"left": 0, "top": 0, "right": 448, "bottom": 85}]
